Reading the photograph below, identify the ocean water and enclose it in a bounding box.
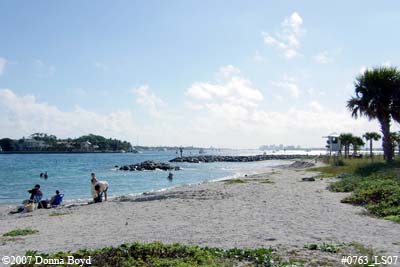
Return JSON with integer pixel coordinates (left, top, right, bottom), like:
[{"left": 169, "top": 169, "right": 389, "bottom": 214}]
[{"left": 0, "top": 149, "right": 321, "bottom": 204}]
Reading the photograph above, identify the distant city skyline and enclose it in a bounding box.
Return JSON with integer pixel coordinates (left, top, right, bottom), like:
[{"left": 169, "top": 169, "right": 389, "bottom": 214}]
[{"left": 1, "top": 1, "right": 399, "bottom": 148}]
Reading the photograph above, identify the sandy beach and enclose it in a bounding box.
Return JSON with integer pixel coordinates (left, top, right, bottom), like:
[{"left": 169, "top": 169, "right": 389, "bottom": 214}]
[{"left": 1, "top": 162, "right": 399, "bottom": 265}]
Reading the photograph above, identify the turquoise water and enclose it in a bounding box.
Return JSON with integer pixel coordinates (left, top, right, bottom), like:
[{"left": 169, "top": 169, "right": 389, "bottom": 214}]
[{"left": 0, "top": 150, "right": 292, "bottom": 204}]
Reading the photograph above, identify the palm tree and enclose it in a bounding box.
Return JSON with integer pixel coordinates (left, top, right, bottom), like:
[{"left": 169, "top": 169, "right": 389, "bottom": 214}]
[
  {"left": 352, "top": 136, "right": 365, "bottom": 155},
  {"left": 390, "top": 132, "right": 400, "bottom": 157},
  {"left": 339, "top": 133, "right": 354, "bottom": 158},
  {"left": 347, "top": 66, "right": 400, "bottom": 162},
  {"left": 363, "top": 132, "right": 381, "bottom": 157}
]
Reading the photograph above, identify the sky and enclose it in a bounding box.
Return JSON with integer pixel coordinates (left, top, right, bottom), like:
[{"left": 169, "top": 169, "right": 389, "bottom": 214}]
[{"left": 1, "top": 0, "right": 400, "bottom": 148}]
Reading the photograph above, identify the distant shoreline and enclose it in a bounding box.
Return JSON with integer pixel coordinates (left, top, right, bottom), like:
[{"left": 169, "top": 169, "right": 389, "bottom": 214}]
[{"left": 0, "top": 151, "right": 131, "bottom": 154}]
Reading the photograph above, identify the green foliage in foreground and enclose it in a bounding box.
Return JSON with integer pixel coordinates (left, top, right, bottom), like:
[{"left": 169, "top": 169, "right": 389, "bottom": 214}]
[
  {"left": 310, "top": 158, "right": 400, "bottom": 223},
  {"left": 384, "top": 215, "right": 400, "bottom": 223},
  {"left": 17, "top": 242, "right": 280, "bottom": 267},
  {"left": 3, "top": 229, "right": 39, "bottom": 237}
]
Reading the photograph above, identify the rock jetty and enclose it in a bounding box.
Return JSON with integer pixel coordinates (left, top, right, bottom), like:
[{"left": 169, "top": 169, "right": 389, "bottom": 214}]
[
  {"left": 170, "top": 154, "right": 312, "bottom": 163},
  {"left": 119, "top": 160, "right": 181, "bottom": 171},
  {"left": 288, "top": 160, "right": 316, "bottom": 168}
]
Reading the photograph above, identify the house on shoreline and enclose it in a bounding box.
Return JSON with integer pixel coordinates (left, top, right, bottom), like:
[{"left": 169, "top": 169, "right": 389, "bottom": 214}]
[{"left": 18, "top": 139, "right": 49, "bottom": 151}]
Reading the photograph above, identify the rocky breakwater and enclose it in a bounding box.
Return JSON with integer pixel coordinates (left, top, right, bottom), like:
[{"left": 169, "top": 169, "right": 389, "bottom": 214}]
[
  {"left": 170, "top": 154, "right": 312, "bottom": 163},
  {"left": 118, "top": 160, "right": 181, "bottom": 171}
]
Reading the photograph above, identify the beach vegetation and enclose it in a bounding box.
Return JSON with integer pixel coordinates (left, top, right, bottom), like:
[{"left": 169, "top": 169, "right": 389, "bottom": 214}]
[
  {"left": 347, "top": 66, "right": 400, "bottom": 162},
  {"left": 18, "top": 242, "right": 280, "bottom": 267},
  {"left": 384, "top": 215, "right": 400, "bottom": 223},
  {"left": 311, "top": 157, "right": 400, "bottom": 222},
  {"left": 309, "top": 157, "right": 385, "bottom": 178},
  {"left": 259, "top": 179, "right": 275, "bottom": 184},
  {"left": 223, "top": 179, "right": 246, "bottom": 184},
  {"left": 3, "top": 229, "right": 39, "bottom": 237},
  {"left": 304, "top": 243, "right": 341, "bottom": 253}
]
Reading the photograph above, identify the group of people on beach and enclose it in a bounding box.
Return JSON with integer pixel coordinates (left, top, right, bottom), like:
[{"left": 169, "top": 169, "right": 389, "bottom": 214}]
[
  {"left": 28, "top": 185, "right": 64, "bottom": 209},
  {"left": 11, "top": 184, "right": 63, "bottom": 213},
  {"left": 10, "top": 172, "right": 109, "bottom": 214}
]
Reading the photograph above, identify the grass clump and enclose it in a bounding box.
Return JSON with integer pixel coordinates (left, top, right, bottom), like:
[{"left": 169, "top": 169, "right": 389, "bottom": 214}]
[
  {"left": 384, "top": 215, "right": 400, "bottom": 223},
  {"left": 309, "top": 157, "right": 387, "bottom": 178},
  {"left": 3, "top": 229, "right": 39, "bottom": 237},
  {"left": 17, "top": 242, "right": 278, "bottom": 267},
  {"left": 259, "top": 179, "right": 275, "bottom": 184},
  {"left": 311, "top": 157, "right": 400, "bottom": 222},
  {"left": 304, "top": 243, "right": 341, "bottom": 253},
  {"left": 224, "top": 179, "right": 246, "bottom": 185}
]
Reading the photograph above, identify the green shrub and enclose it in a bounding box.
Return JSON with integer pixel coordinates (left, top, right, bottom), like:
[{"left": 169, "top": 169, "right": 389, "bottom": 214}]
[
  {"left": 342, "top": 178, "right": 400, "bottom": 217},
  {"left": 314, "top": 158, "right": 400, "bottom": 222},
  {"left": 3, "top": 229, "right": 39, "bottom": 237},
  {"left": 329, "top": 175, "right": 364, "bottom": 192},
  {"left": 17, "top": 242, "right": 275, "bottom": 267}
]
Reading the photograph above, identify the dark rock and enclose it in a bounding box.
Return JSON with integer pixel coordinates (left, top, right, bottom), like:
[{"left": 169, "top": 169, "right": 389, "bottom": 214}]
[
  {"left": 118, "top": 160, "right": 181, "bottom": 172},
  {"left": 302, "top": 177, "right": 316, "bottom": 182}
]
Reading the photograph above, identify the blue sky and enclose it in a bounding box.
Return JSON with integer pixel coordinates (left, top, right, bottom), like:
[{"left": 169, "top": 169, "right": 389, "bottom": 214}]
[{"left": 1, "top": 1, "right": 399, "bottom": 148}]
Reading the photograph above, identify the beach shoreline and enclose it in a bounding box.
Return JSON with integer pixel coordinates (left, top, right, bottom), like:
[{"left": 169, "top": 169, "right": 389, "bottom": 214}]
[
  {"left": 0, "top": 159, "right": 294, "bottom": 206},
  {"left": 1, "top": 161, "right": 399, "bottom": 265}
]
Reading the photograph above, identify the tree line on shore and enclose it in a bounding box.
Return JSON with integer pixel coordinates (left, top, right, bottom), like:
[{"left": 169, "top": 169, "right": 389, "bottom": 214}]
[
  {"left": 333, "top": 131, "right": 400, "bottom": 158},
  {"left": 0, "top": 133, "right": 133, "bottom": 152}
]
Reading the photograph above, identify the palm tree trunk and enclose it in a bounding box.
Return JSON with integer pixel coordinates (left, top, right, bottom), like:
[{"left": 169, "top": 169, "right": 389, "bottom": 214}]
[
  {"left": 370, "top": 139, "right": 373, "bottom": 157},
  {"left": 379, "top": 116, "right": 393, "bottom": 162}
]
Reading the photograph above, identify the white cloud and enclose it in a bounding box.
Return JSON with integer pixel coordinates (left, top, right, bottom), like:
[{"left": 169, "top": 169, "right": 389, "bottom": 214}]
[
  {"left": 132, "top": 85, "right": 166, "bottom": 118},
  {"left": 0, "top": 57, "right": 7, "bottom": 75},
  {"left": 181, "top": 67, "right": 390, "bottom": 147},
  {"left": 271, "top": 76, "right": 301, "bottom": 98},
  {"left": 309, "top": 100, "right": 324, "bottom": 111},
  {"left": 0, "top": 80, "right": 391, "bottom": 148},
  {"left": 0, "top": 89, "right": 137, "bottom": 140},
  {"left": 306, "top": 88, "right": 325, "bottom": 96},
  {"left": 262, "top": 12, "right": 305, "bottom": 59},
  {"left": 218, "top": 65, "right": 241, "bottom": 79},
  {"left": 314, "top": 49, "right": 342, "bottom": 64},
  {"left": 184, "top": 101, "right": 204, "bottom": 110},
  {"left": 314, "top": 51, "right": 334, "bottom": 64},
  {"left": 186, "top": 65, "right": 263, "bottom": 107},
  {"left": 274, "top": 95, "right": 284, "bottom": 102}
]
